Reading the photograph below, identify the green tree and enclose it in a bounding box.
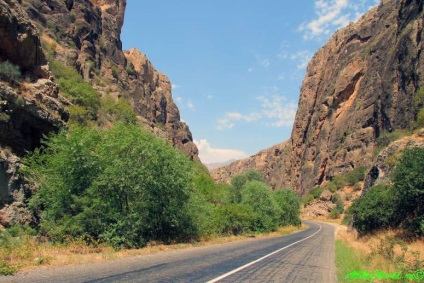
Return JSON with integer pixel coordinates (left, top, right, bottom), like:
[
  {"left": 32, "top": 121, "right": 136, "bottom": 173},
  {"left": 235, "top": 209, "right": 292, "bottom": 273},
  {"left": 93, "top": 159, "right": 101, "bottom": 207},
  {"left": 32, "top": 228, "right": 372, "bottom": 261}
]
[
  {"left": 241, "top": 181, "right": 279, "bottom": 232},
  {"left": 24, "top": 123, "right": 196, "bottom": 248},
  {"left": 273, "top": 189, "right": 301, "bottom": 226},
  {"left": 349, "top": 185, "right": 397, "bottom": 234},
  {"left": 231, "top": 170, "right": 264, "bottom": 202}
]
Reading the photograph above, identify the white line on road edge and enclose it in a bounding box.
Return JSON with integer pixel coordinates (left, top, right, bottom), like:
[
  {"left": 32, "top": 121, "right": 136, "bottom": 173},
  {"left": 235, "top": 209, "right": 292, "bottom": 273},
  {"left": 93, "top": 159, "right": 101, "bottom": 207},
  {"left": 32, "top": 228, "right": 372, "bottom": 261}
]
[{"left": 206, "top": 223, "right": 322, "bottom": 283}]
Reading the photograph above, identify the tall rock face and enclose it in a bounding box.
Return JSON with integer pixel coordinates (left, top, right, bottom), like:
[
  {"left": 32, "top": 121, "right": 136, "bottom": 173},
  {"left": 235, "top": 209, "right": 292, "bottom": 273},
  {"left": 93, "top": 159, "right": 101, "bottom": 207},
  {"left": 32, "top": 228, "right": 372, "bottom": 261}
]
[
  {"left": 0, "top": 0, "right": 198, "bottom": 227},
  {"left": 20, "top": 0, "right": 198, "bottom": 161},
  {"left": 211, "top": 142, "right": 290, "bottom": 190},
  {"left": 0, "top": 0, "right": 69, "bottom": 226},
  {"left": 213, "top": 0, "right": 424, "bottom": 194}
]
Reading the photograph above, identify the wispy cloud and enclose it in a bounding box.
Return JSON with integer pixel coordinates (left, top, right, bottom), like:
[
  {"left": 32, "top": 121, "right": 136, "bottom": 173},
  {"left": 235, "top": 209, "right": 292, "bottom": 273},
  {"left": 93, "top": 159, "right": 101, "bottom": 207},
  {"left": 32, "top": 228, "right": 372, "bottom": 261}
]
[
  {"left": 257, "top": 95, "right": 298, "bottom": 127},
  {"left": 171, "top": 84, "right": 181, "bottom": 90},
  {"left": 194, "top": 139, "right": 248, "bottom": 164},
  {"left": 215, "top": 93, "right": 297, "bottom": 130},
  {"left": 216, "top": 112, "right": 261, "bottom": 130},
  {"left": 290, "top": 50, "right": 314, "bottom": 69},
  {"left": 187, "top": 99, "right": 195, "bottom": 110},
  {"left": 299, "top": 0, "right": 379, "bottom": 40}
]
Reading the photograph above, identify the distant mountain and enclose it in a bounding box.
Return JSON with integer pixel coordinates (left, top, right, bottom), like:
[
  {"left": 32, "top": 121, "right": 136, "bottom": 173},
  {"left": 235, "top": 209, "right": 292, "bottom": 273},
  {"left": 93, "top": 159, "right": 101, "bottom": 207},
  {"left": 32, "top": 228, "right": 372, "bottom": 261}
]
[{"left": 206, "top": 159, "right": 237, "bottom": 171}]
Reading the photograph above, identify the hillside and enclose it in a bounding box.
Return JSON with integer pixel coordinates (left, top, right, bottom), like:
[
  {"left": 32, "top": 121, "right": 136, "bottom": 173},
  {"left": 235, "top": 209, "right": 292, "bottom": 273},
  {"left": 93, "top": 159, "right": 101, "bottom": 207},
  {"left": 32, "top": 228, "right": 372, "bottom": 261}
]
[
  {"left": 0, "top": 0, "right": 198, "bottom": 226},
  {"left": 212, "top": 0, "right": 424, "bottom": 195}
]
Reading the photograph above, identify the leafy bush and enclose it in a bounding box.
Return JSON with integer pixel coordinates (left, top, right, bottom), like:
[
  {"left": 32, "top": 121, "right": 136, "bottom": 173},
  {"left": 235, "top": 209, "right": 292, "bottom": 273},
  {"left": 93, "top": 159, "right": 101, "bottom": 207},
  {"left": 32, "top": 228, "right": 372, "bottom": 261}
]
[
  {"left": 0, "top": 61, "right": 21, "bottom": 84},
  {"left": 392, "top": 148, "right": 424, "bottom": 234},
  {"left": 213, "top": 204, "right": 255, "bottom": 235},
  {"left": 344, "top": 167, "right": 367, "bottom": 186},
  {"left": 273, "top": 189, "right": 301, "bottom": 226},
  {"left": 309, "top": 187, "right": 323, "bottom": 199},
  {"left": 332, "top": 175, "right": 346, "bottom": 189},
  {"left": 240, "top": 181, "right": 279, "bottom": 232},
  {"left": 231, "top": 170, "right": 264, "bottom": 202},
  {"left": 50, "top": 60, "right": 100, "bottom": 118},
  {"left": 24, "top": 123, "right": 197, "bottom": 248},
  {"left": 332, "top": 193, "right": 344, "bottom": 214},
  {"left": 350, "top": 185, "right": 397, "bottom": 234},
  {"left": 325, "top": 181, "right": 338, "bottom": 193},
  {"left": 301, "top": 194, "right": 314, "bottom": 205},
  {"left": 100, "top": 95, "right": 137, "bottom": 124}
]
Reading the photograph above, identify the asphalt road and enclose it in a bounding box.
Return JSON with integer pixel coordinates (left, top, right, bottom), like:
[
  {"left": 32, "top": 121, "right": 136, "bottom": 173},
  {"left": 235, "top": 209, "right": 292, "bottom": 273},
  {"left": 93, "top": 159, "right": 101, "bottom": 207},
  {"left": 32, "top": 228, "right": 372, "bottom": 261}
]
[{"left": 0, "top": 221, "right": 336, "bottom": 283}]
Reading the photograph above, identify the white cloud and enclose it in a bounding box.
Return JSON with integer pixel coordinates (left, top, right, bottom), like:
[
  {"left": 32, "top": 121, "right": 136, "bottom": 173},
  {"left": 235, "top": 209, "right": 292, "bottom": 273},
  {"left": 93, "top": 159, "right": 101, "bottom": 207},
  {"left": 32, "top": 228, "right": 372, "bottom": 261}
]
[
  {"left": 171, "top": 84, "right": 180, "bottom": 90},
  {"left": 187, "top": 99, "right": 195, "bottom": 110},
  {"left": 257, "top": 95, "right": 298, "bottom": 127},
  {"left": 216, "top": 112, "right": 261, "bottom": 130},
  {"left": 207, "top": 94, "right": 213, "bottom": 100},
  {"left": 260, "top": 58, "right": 271, "bottom": 68},
  {"left": 290, "top": 50, "right": 314, "bottom": 69},
  {"left": 215, "top": 94, "right": 297, "bottom": 130},
  {"left": 194, "top": 139, "right": 248, "bottom": 164},
  {"left": 299, "top": 0, "right": 379, "bottom": 40},
  {"left": 175, "top": 96, "right": 183, "bottom": 103}
]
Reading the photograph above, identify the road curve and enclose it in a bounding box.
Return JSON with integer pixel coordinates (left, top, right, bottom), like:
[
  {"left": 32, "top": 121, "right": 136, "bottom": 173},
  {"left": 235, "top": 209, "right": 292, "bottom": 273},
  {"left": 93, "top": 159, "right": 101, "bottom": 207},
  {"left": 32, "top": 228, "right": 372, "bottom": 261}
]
[{"left": 0, "top": 221, "right": 336, "bottom": 283}]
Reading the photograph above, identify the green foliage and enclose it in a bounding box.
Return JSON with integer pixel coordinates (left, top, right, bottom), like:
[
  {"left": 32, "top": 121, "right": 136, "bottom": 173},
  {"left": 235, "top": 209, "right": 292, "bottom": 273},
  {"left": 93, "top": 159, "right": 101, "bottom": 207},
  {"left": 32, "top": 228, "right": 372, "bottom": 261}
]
[
  {"left": 414, "top": 88, "right": 424, "bottom": 123},
  {"left": 392, "top": 148, "right": 424, "bottom": 235},
  {"left": 241, "top": 181, "right": 279, "bottom": 232},
  {"left": 231, "top": 170, "right": 264, "bottom": 202},
  {"left": 416, "top": 108, "right": 424, "bottom": 128},
  {"left": 24, "top": 124, "right": 196, "bottom": 248},
  {"left": 349, "top": 185, "right": 397, "bottom": 234},
  {"left": 100, "top": 95, "right": 137, "bottom": 124},
  {"left": 332, "top": 193, "right": 344, "bottom": 214},
  {"left": 301, "top": 194, "right": 314, "bottom": 205},
  {"left": 332, "top": 175, "right": 347, "bottom": 189},
  {"left": 309, "top": 187, "right": 323, "bottom": 199},
  {"left": 273, "top": 189, "right": 301, "bottom": 226},
  {"left": 50, "top": 60, "right": 100, "bottom": 119},
  {"left": 213, "top": 204, "right": 255, "bottom": 235},
  {"left": 335, "top": 240, "right": 366, "bottom": 283},
  {"left": 0, "top": 61, "right": 21, "bottom": 84},
  {"left": 344, "top": 166, "right": 367, "bottom": 186},
  {"left": 111, "top": 66, "right": 118, "bottom": 78},
  {"left": 125, "top": 66, "right": 135, "bottom": 76},
  {"left": 325, "top": 181, "right": 338, "bottom": 193}
]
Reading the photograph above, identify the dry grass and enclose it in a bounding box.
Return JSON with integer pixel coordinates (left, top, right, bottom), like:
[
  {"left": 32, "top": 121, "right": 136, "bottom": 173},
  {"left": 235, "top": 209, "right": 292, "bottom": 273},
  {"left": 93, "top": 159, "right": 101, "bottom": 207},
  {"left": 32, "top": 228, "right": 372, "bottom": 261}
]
[
  {"left": 2, "top": 225, "right": 305, "bottom": 273},
  {"left": 334, "top": 223, "right": 424, "bottom": 280}
]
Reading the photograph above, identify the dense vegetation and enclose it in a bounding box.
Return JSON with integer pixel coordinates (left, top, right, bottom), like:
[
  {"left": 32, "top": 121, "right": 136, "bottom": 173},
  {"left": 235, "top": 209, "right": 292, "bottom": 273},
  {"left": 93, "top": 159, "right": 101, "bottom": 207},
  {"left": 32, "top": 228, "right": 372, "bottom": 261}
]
[
  {"left": 20, "top": 124, "right": 301, "bottom": 249},
  {"left": 349, "top": 148, "right": 424, "bottom": 235}
]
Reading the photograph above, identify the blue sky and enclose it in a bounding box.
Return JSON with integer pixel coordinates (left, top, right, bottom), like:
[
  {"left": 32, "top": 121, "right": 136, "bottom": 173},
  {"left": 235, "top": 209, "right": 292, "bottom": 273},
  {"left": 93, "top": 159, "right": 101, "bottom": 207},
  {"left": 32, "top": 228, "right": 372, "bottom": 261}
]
[{"left": 121, "top": 0, "right": 379, "bottom": 164}]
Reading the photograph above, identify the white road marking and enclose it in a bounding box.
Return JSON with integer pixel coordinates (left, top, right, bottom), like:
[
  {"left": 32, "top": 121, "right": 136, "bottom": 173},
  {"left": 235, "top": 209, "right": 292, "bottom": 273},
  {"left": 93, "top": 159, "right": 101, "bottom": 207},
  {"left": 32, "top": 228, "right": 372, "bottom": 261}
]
[{"left": 206, "top": 223, "right": 322, "bottom": 283}]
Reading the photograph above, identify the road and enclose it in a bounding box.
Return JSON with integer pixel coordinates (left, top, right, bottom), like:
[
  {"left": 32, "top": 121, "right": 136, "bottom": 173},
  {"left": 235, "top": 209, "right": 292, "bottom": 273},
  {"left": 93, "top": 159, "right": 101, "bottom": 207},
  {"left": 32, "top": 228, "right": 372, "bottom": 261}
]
[{"left": 0, "top": 221, "right": 336, "bottom": 283}]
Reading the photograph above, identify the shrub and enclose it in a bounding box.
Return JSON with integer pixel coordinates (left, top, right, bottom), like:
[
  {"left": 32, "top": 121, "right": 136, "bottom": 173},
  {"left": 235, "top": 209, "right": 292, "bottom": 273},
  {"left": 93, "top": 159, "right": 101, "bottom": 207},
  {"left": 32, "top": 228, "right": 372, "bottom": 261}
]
[
  {"left": 231, "top": 170, "right": 264, "bottom": 202},
  {"left": 213, "top": 204, "right": 255, "bottom": 235},
  {"left": 125, "top": 66, "right": 135, "bottom": 76},
  {"left": 100, "top": 95, "right": 137, "bottom": 124},
  {"left": 345, "top": 166, "right": 367, "bottom": 186},
  {"left": 332, "top": 193, "right": 344, "bottom": 214},
  {"left": 392, "top": 148, "right": 424, "bottom": 234},
  {"left": 309, "top": 187, "right": 323, "bottom": 199},
  {"left": 0, "top": 61, "right": 21, "bottom": 84},
  {"left": 241, "top": 181, "right": 279, "bottom": 232},
  {"left": 349, "top": 185, "right": 397, "bottom": 234},
  {"left": 332, "top": 175, "right": 346, "bottom": 189},
  {"left": 301, "top": 194, "right": 314, "bottom": 205},
  {"left": 325, "top": 181, "right": 338, "bottom": 193},
  {"left": 273, "top": 189, "right": 301, "bottom": 226},
  {"left": 24, "top": 123, "right": 197, "bottom": 248}
]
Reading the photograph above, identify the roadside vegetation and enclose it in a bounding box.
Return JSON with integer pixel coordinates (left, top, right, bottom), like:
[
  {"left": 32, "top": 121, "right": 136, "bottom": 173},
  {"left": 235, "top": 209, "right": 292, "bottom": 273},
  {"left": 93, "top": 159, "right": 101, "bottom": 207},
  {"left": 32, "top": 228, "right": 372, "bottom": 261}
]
[
  {"left": 1, "top": 124, "right": 301, "bottom": 274},
  {"left": 335, "top": 147, "right": 424, "bottom": 282}
]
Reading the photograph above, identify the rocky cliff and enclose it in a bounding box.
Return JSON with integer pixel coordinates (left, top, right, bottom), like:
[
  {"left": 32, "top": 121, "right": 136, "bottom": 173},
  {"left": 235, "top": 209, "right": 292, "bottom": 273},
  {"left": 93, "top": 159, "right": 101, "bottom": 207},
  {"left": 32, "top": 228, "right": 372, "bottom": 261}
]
[
  {"left": 211, "top": 141, "right": 290, "bottom": 190},
  {"left": 0, "top": 0, "right": 198, "bottom": 226},
  {"left": 213, "top": 0, "right": 424, "bottom": 194}
]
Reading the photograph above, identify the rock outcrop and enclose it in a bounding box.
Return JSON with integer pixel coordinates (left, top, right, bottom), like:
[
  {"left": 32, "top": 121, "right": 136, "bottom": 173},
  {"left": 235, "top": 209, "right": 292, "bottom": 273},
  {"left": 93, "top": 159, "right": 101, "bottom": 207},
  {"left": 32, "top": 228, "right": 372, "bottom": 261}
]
[
  {"left": 214, "top": 0, "right": 424, "bottom": 195},
  {"left": 211, "top": 141, "right": 289, "bottom": 189},
  {"left": 363, "top": 129, "right": 424, "bottom": 195},
  {"left": 0, "top": 0, "right": 69, "bottom": 226},
  {"left": 0, "top": 0, "right": 199, "bottom": 226},
  {"left": 20, "top": 0, "right": 199, "bottom": 161}
]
